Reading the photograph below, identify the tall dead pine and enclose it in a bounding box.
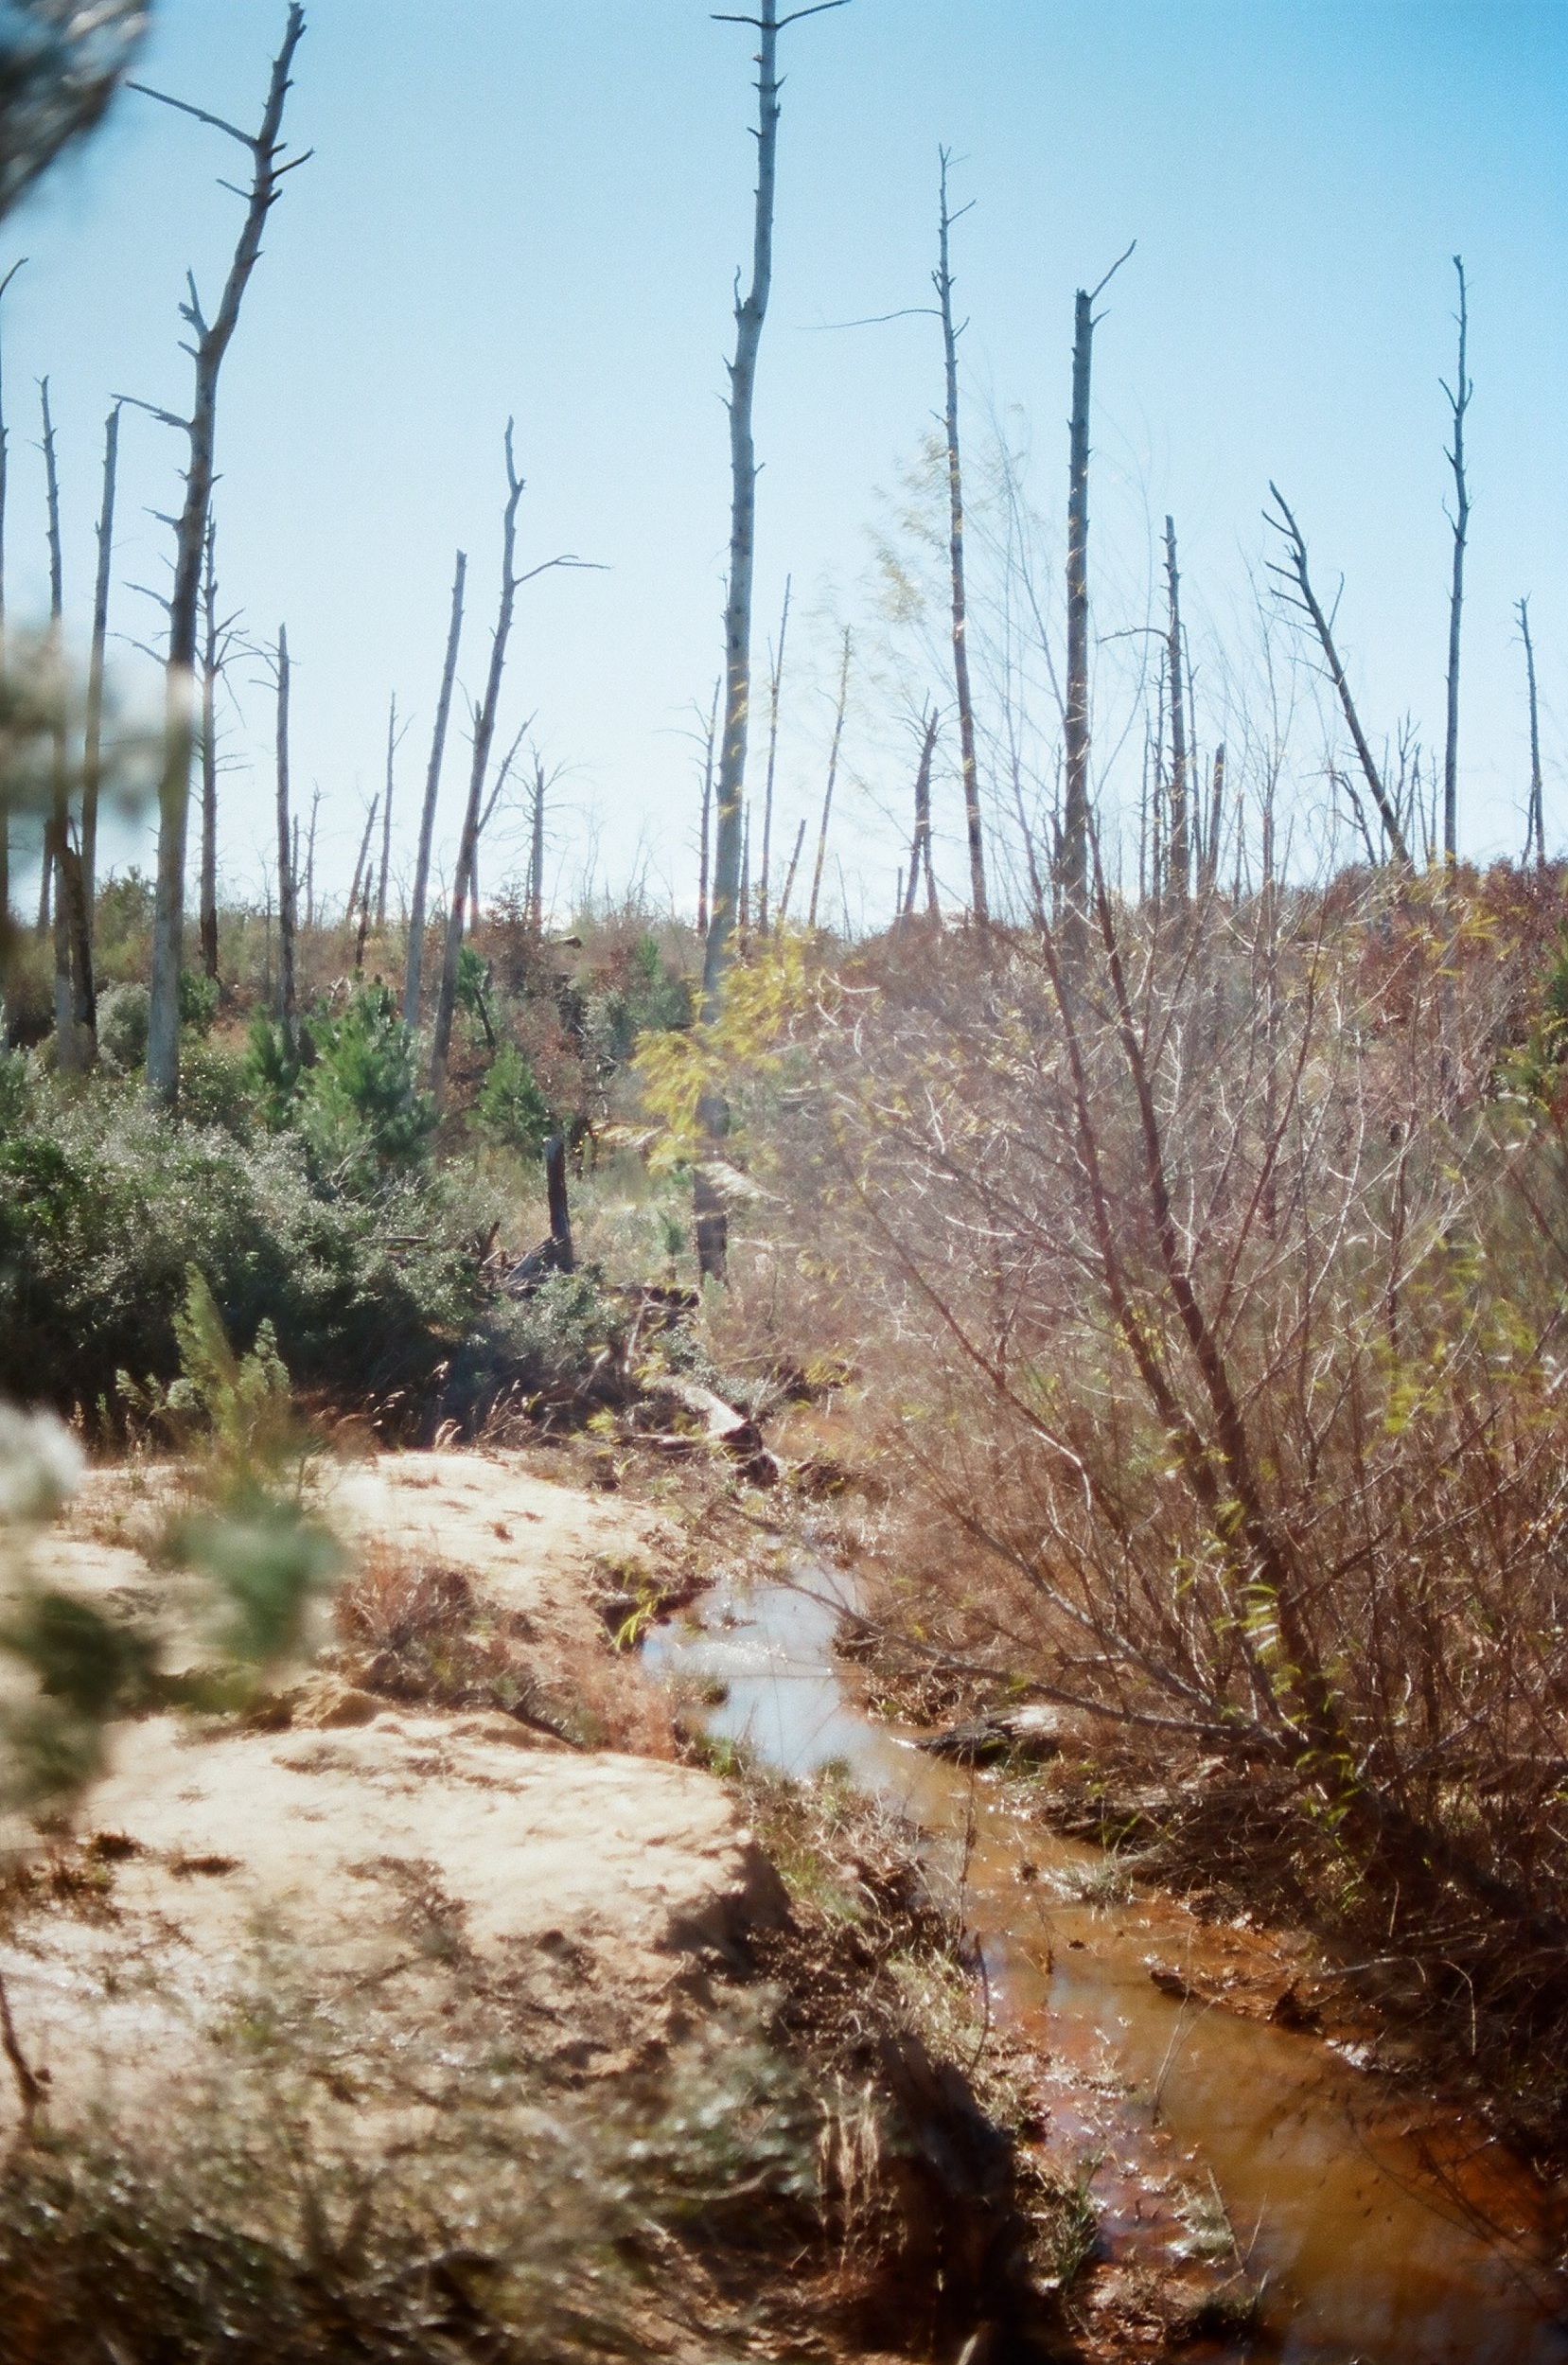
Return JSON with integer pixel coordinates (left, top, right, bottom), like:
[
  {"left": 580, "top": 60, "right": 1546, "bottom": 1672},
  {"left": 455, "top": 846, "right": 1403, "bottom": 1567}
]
[
  {"left": 1163, "top": 516, "right": 1190, "bottom": 907},
  {"left": 933, "top": 151, "right": 986, "bottom": 924},
  {"left": 1053, "top": 245, "right": 1133, "bottom": 942},
  {"left": 1520, "top": 597, "right": 1544, "bottom": 871},
  {"left": 430, "top": 424, "right": 565, "bottom": 1109},
  {"left": 272, "top": 625, "right": 296, "bottom": 1050},
  {"left": 132, "top": 5, "right": 308, "bottom": 1104},
  {"left": 82, "top": 400, "right": 120, "bottom": 909},
  {"left": 1265, "top": 485, "right": 1411, "bottom": 867},
  {"left": 1442, "top": 256, "right": 1471, "bottom": 869},
  {"left": 403, "top": 549, "right": 467, "bottom": 1027}
]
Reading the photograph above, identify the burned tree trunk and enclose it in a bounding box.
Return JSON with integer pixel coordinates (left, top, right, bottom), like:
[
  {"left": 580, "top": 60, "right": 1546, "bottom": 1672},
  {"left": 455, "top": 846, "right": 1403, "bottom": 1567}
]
[
  {"left": 376, "top": 691, "right": 399, "bottom": 931},
  {"left": 1054, "top": 245, "right": 1133, "bottom": 943},
  {"left": 1163, "top": 516, "right": 1189, "bottom": 909},
  {"left": 273, "top": 625, "right": 296, "bottom": 1051},
  {"left": 1520, "top": 598, "right": 1544, "bottom": 872},
  {"left": 1442, "top": 256, "right": 1471, "bottom": 870},
  {"left": 197, "top": 517, "right": 229, "bottom": 981},
  {"left": 697, "top": 677, "right": 717, "bottom": 937},
  {"left": 81, "top": 400, "right": 120, "bottom": 910},
  {"left": 807, "top": 626, "right": 851, "bottom": 929},
  {"left": 934, "top": 150, "right": 986, "bottom": 924},
  {"left": 698, "top": 0, "right": 847, "bottom": 1282},
  {"left": 776, "top": 814, "right": 806, "bottom": 927},
  {"left": 429, "top": 426, "right": 525, "bottom": 1111},
  {"left": 757, "top": 574, "right": 788, "bottom": 934},
  {"left": 904, "top": 705, "right": 940, "bottom": 919},
  {"left": 403, "top": 547, "right": 466, "bottom": 1027},
  {"left": 134, "top": 5, "right": 308, "bottom": 1104},
  {"left": 1266, "top": 485, "right": 1411, "bottom": 867},
  {"left": 528, "top": 752, "right": 546, "bottom": 932},
  {"left": 41, "top": 379, "right": 94, "bottom": 1070},
  {"left": 0, "top": 259, "right": 20, "bottom": 972}
]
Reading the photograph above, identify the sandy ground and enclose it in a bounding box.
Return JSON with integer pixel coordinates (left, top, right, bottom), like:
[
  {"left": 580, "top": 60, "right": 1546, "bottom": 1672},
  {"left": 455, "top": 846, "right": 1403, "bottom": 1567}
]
[{"left": 0, "top": 1450, "right": 784, "bottom": 2148}]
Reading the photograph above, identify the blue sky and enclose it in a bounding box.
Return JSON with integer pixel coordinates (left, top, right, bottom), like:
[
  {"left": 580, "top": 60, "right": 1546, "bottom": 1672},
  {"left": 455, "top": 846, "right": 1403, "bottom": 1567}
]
[{"left": 6, "top": 0, "right": 1566, "bottom": 917}]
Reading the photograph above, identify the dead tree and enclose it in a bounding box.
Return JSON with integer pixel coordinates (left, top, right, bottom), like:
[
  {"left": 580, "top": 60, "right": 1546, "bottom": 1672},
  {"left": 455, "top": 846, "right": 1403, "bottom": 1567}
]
[
  {"left": 1265, "top": 485, "right": 1411, "bottom": 867},
  {"left": 303, "top": 784, "right": 319, "bottom": 931},
  {"left": 345, "top": 791, "right": 379, "bottom": 940},
  {"left": 704, "top": 0, "right": 848, "bottom": 1002},
  {"left": 130, "top": 4, "right": 308, "bottom": 1104},
  {"left": 0, "top": 258, "right": 21, "bottom": 953},
  {"left": 40, "top": 377, "right": 94, "bottom": 1068},
  {"left": 272, "top": 624, "right": 296, "bottom": 1050},
  {"left": 376, "top": 691, "right": 405, "bottom": 929},
  {"left": 776, "top": 814, "right": 806, "bottom": 927},
  {"left": 1520, "top": 597, "right": 1544, "bottom": 871},
  {"left": 81, "top": 400, "right": 120, "bottom": 908},
  {"left": 757, "top": 574, "right": 789, "bottom": 933},
  {"left": 1053, "top": 244, "right": 1134, "bottom": 940},
  {"left": 430, "top": 425, "right": 589, "bottom": 1107},
  {"left": 1201, "top": 743, "right": 1225, "bottom": 896},
  {"left": 696, "top": 677, "right": 718, "bottom": 935},
  {"left": 1163, "top": 516, "right": 1190, "bottom": 907},
  {"left": 932, "top": 150, "right": 987, "bottom": 924},
  {"left": 402, "top": 547, "right": 466, "bottom": 1026},
  {"left": 807, "top": 626, "right": 851, "bottom": 929},
  {"left": 1442, "top": 256, "right": 1471, "bottom": 868},
  {"left": 527, "top": 752, "right": 547, "bottom": 931},
  {"left": 903, "top": 705, "right": 940, "bottom": 918},
  {"left": 197, "top": 518, "right": 239, "bottom": 980}
]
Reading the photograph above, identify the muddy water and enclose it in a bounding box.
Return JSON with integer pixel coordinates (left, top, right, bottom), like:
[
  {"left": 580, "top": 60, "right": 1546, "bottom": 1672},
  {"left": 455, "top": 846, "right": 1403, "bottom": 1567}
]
[{"left": 645, "top": 1562, "right": 1568, "bottom": 2365}]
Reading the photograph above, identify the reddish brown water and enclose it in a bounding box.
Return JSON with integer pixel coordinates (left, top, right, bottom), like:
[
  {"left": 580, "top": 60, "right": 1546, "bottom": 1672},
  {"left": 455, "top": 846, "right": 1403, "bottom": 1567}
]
[{"left": 646, "top": 1562, "right": 1568, "bottom": 2364}]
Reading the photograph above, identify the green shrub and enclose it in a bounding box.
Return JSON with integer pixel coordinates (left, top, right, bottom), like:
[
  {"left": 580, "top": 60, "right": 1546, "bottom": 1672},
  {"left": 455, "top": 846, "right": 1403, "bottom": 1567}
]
[
  {"left": 249, "top": 986, "right": 435, "bottom": 1179},
  {"left": 473, "top": 1040, "right": 552, "bottom": 1156},
  {"left": 0, "top": 1082, "right": 482, "bottom": 1415}
]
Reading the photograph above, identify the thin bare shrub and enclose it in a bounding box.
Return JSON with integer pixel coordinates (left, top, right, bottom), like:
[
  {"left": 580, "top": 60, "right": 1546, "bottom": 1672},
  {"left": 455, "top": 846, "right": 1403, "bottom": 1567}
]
[{"left": 729, "top": 874, "right": 1568, "bottom": 2090}]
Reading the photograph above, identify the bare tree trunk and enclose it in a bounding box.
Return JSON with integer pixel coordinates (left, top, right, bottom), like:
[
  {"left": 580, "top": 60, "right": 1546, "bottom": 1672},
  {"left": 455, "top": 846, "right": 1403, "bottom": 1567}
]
[
  {"left": 544, "top": 1134, "right": 574, "bottom": 1274},
  {"left": 41, "top": 378, "right": 94, "bottom": 1070},
  {"left": 304, "top": 785, "right": 319, "bottom": 932},
  {"left": 429, "top": 427, "right": 525, "bottom": 1110},
  {"left": 776, "top": 815, "right": 806, "bottom": 927},
  {"left": 1054, "top": 247, "right": 1132, "bottom": 942},
  {"left": 739, "top": 804, "right": 751, "bottom": 945},
  {"left": 808, "top": 626, "right": 851, "bottom": 930},
  {"left": 1266, "top": 484, "right": 1411, "bottom": 867},
  {"left": 273, "top": 625, "right": 296, "bottom": 1050},
  {"left": 528, "top": 753, "right": 545, "bottom": 931},
  {"left": 135, "top": 4, "right": 307, "bottom": 1105},
  {"left": 197, "top": 518, "right": 223, "bottom": 979},
  {"left": 0, "top": 260, "right": 21, "bottom": 975},
  {"left": 1203, "top": 742, "right": 1225, "bottom": 897},
  {"left": 1163, "top": 515, "right": 1189, "bottom": 908},
  {"left": 377, "top": 691, "right": 400, "bottom": 929},
  {"left": 758, "top": 574, "right": 788, "bottom": 933},
  {"left": 697, "top": 677, "right": 716, "bottom": 935},
  {"left": 934, "top": 150, "right": 986, "bottom": 924},
  {"left": 1442, "top": 256, "right": 1471, "bottom": 870},
  {"left": 904, "top": 706, "right": 940, "bottom": 918},
  {"left": 1520, "top": 597, "right": 1544, "bottom": 871},
  {"left": 698, "top": 0, "right": 846, "bottom": 1282},
  {"left": 346, "top": 793, "right": 379, "bottom": 941},
  {"left": 81, "top": 401, "right": 120, "bottom": 911},
  {"left": 403, "top": 547, "right": 466, "bottom": 1027}
]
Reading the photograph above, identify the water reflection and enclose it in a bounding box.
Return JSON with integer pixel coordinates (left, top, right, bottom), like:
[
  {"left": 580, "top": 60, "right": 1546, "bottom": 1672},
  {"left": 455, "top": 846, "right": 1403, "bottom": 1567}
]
[{"left": 646, "top": 1563, "right": 1568, "bottom": 2365}]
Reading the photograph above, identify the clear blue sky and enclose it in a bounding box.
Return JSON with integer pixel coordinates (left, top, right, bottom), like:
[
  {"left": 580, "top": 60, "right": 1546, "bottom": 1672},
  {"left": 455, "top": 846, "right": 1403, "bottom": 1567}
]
[{"left": 6, "top": 0, "right": 1566, "bottom": 917}]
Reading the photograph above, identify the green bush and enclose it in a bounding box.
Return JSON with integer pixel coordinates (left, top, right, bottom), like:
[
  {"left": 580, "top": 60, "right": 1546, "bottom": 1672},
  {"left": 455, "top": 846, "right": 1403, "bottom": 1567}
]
[
  {"left": 248, "top": 985, "right": 436, "bottom": 1180},
  {"left": 473, "top": 1040, "right": 552, "bottom": 1155},
  {"left": 0, "top": 1076, "right": 482, "bottom": 1416}
]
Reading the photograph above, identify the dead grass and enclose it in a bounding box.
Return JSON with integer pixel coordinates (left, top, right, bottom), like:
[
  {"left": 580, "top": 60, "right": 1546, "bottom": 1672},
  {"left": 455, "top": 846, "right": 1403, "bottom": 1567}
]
[{"left": 328, "top": 1536, "right": 678, "bottom": 1756}]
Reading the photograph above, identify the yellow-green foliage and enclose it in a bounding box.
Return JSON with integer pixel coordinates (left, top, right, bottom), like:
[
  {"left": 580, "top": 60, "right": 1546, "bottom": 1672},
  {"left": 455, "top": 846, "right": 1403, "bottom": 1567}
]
[{"left": 633, "top": 931, "right": 839, "bottom": 1167}]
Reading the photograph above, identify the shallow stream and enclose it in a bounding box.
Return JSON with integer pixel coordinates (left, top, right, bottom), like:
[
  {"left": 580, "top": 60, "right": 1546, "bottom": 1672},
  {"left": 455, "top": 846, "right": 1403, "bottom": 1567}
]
[{"left": 645, "top": 1560, "right": 1568, "bottom": 2365}]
